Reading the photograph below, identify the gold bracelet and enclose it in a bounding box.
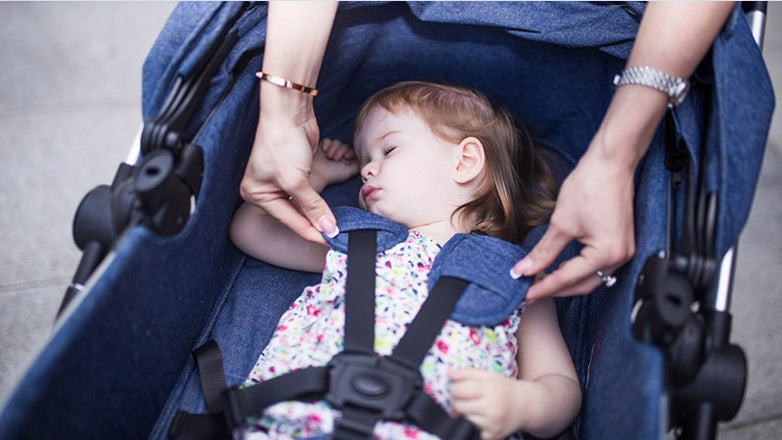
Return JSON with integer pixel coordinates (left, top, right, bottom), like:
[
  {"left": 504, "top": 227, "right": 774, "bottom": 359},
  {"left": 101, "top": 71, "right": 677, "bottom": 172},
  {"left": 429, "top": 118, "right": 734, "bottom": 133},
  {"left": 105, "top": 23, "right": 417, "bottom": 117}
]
[{"left": 256, "top": 72, "right": 318, "bottom": 96}]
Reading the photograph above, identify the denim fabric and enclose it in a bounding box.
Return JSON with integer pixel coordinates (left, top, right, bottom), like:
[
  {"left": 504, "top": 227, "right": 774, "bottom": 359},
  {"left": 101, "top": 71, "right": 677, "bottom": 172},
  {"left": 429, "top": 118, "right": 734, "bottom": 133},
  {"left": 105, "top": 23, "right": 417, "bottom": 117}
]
[
  {"left": 671, "top": 6, "right": 775, "bottom": 267},
  {"left": 323, "top": 206, "right": 409, "bottom": 253},
  {"left": 430, "top": 233, "right": 530, "bottom": 326},
  {"left": 325, "top": 206, "right": 532, "bottom": 326},
  {"left": 0, "top": 3, "right": 773, "bottom": 440}
]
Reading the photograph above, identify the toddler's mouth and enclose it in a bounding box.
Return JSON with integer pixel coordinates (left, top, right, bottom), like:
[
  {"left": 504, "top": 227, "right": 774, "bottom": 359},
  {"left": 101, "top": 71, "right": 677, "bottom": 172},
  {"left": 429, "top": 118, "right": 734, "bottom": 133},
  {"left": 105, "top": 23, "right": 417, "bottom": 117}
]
[{"left": 360, "top": 185, "right": 381, "bottom": 205}]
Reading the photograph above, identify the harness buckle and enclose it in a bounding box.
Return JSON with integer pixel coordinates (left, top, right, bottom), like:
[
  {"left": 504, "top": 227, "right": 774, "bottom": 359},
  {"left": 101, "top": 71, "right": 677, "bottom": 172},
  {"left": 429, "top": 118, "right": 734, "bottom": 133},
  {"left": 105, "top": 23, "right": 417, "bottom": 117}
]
[{"left": 326, "top": 352, "right": 422, "bottom": 420}]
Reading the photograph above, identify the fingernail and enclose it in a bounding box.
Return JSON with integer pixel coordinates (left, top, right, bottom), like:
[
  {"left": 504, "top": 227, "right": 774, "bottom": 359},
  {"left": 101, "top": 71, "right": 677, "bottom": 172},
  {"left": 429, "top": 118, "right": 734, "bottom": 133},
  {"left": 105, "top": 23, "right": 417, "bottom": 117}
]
[
  {"left": 513, "top": 258, "right": 533, "bottom": 278},
  {"left": 318, "top": 215, "right": 339, "bottom": 238},
  {"left": 509, "top": 267, "right": 522, "bottom": 279}
]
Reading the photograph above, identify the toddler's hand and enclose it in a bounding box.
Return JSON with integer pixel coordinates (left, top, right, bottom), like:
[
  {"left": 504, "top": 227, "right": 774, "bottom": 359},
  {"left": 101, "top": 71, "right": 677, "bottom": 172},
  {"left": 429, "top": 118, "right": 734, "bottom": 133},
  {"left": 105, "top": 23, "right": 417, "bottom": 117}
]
[
  {"left": 449, "top": 369, "right": 524, "bottom": 440},
  {"left": 310, "top": 138, "right": 359, "bottom": 191}
]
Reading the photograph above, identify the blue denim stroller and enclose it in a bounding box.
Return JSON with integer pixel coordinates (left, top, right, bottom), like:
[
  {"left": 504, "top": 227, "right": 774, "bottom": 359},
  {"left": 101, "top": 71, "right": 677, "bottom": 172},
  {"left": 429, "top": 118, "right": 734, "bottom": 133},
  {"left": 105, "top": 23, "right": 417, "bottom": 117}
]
[{"left": 0, "top": 2, "right": 774, "bottom": 439}]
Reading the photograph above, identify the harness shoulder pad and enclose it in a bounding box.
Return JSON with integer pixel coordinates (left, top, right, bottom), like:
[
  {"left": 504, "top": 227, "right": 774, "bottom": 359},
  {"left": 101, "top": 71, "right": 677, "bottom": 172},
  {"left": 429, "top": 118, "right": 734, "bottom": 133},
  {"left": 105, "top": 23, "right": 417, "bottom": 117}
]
[
  {"left": 429, "top": 234, "right": 532, "bottom": 327},
  {"left": 323, "top": 206, "right": 409, "bottom": 253}
]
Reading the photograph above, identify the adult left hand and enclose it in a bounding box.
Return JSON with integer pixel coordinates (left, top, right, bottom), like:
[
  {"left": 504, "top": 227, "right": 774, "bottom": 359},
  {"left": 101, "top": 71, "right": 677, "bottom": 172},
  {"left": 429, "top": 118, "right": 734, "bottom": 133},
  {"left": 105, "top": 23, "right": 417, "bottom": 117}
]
[{"left": 512, "top": 143, "right": 636, "bottom": 301}]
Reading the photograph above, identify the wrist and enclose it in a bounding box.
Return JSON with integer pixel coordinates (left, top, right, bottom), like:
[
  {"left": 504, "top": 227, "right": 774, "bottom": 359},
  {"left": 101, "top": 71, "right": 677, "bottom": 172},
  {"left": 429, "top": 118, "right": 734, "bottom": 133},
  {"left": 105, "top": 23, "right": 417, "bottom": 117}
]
[
  {"left": 259, "top": 81, "right": 315, "bottom": 125},
  {"left": 592, "top": 84, "right": 669, "bottom": 171}
]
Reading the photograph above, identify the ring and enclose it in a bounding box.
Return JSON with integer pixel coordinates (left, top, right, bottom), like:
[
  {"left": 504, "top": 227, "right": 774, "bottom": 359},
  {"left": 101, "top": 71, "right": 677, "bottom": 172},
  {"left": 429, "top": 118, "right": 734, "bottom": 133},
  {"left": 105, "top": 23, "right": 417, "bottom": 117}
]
[{"left": 596, "top": 270, "right": 617, "bottom": 288}]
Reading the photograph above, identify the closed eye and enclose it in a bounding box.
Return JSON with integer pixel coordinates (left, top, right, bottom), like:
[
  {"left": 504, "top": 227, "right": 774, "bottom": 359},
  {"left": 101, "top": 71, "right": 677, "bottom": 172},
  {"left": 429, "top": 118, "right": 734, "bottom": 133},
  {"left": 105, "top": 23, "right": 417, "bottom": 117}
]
[{"left": 383, "top": 146, "right": 397, "bottom": 156}]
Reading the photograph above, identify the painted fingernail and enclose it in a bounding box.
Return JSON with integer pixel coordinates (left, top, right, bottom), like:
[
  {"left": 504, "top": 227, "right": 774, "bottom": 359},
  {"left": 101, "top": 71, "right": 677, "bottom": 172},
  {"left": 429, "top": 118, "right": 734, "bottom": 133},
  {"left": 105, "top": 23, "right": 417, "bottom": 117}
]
[
  {"left": 318, "top": 215, "right": 339, "bottom": 238},
  {"left": 510, "top": 258, "right": 532, "bottom": 279}
]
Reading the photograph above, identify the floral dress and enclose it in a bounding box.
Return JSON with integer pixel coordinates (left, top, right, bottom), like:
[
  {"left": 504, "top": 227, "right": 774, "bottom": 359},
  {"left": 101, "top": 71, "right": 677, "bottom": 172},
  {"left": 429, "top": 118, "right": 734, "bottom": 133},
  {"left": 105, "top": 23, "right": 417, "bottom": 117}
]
[{"left": 243, "top": 230, "right": 522, "bottom": 439}]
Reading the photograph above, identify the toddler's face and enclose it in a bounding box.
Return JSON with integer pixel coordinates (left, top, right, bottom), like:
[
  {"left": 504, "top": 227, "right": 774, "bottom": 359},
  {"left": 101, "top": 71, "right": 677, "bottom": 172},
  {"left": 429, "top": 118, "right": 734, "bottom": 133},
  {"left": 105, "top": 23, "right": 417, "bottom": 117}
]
[{"left": 353, "top": 106, "right": 462, "bottom": 230}]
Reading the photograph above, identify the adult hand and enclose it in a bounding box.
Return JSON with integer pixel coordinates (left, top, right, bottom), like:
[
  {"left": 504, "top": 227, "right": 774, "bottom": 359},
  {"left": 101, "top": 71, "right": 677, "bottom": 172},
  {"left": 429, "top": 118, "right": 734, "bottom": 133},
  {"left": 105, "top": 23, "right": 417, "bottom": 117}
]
[
  {"left": 240, "top": 86, "right": 338, "bottom": 244},
  {"left": 240, "top": 1, "right": 340, "bottom": 244},
  {"left": 508, "top": 2, "right": 734, "bottom": 301},
  {"left": 512, "top": 139, "right": 636, "bottom": 301}
]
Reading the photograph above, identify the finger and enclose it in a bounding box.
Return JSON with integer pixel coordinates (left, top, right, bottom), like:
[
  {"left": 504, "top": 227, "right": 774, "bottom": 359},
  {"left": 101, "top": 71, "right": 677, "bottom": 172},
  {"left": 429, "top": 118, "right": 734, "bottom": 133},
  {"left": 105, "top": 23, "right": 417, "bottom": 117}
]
[
  {"left": 552, "top": 275, "right": 607, "bottom": 298},
  {"left": 449, "top": 377, "right": 487, "bottom": 401},
  {"left": 451, "top": 395, "right": 488, "bottom": 418},
  {"left": 526, "top": 255, "right": 610, "bottom": 300},
  {"left": 332, "top": 144, "right": 347, "bottom": 162},
  {"left": 449, "top": 368, "right": 488, "bottom": 382},
  {"left": 551, "top": 264, "right": 620, "bottom": 297},
  {"left": 332, "top": 140, "right": 352, "bottom": 162},
  {"left": 511, "top": 225, "right": 571, "bottom": 279},
  {"left": 260, "top": 195, "right": 327, "bottom": 244},
  {"left": 320, "top": 138, "right": 335, "bottom": 156},
  {"left": 283, "top": 180, "right": 339, "bottom": 239},
  {"left": 449, "top": 384, "right": 483, "bottom": 401}
]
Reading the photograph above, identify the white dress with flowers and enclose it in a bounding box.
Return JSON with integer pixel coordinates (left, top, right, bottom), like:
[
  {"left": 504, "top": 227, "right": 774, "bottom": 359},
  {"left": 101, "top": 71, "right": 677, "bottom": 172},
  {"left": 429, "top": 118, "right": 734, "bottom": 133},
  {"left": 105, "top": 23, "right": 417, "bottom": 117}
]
[{"left": 243, "top": 230, "right": 522, "bottom": 440}]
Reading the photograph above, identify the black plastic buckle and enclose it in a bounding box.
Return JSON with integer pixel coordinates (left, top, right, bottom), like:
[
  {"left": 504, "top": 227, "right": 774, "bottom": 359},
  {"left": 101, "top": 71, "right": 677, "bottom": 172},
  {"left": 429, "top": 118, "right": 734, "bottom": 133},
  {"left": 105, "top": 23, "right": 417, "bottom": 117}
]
[{"left": 326, "top": 352, "right": 422, "bottom": 421}]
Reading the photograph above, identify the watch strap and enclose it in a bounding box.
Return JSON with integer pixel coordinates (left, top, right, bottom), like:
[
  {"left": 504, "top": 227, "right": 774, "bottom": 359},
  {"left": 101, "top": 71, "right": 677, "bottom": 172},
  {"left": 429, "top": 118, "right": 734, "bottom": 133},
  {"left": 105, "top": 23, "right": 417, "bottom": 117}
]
[{"left": 613, "top": 66, "right": 690, "bottom": 107}]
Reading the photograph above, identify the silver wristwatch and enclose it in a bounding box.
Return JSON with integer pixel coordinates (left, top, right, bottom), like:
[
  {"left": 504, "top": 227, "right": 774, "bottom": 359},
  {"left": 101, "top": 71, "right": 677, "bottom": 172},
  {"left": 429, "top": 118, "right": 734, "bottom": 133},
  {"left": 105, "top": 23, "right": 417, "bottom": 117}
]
[{"left": 613, "top": 66, "right": 690, "bottom": 107}]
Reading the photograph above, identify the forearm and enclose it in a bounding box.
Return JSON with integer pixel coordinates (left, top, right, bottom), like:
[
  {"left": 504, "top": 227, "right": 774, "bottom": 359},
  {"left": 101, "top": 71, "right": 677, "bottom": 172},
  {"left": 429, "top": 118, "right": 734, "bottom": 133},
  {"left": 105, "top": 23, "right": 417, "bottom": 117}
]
[
  {"left": 511, "top": 374, "right": 582, "bottom": 439},
  {"left": 630, "top": 2, "right": 735, "bottom": 78},
  {"left": 260, "top": 1, "right": 338, "bottom": 120},
  {"left": 264, "top": 1, "right": 337, "bottom": 88},
  {"left": 594, "top": 2, "right": 735, "bottom": 171},
  {"left": 512, "top": 299, "right": 581, "bottom": 437},
  {"left": 229, "top": 202, "right": 328, "bottom": 272}
]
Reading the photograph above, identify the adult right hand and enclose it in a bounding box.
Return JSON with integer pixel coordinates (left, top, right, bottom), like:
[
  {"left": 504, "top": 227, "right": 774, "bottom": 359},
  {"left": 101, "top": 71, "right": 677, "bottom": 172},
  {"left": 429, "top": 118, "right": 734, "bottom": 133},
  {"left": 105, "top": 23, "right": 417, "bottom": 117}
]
[
  {"left": 240, "top": 84, "right": 338, "bottom": 244},
  {"left": 514, "top": 144, "right": 637, "bottom": 300}
]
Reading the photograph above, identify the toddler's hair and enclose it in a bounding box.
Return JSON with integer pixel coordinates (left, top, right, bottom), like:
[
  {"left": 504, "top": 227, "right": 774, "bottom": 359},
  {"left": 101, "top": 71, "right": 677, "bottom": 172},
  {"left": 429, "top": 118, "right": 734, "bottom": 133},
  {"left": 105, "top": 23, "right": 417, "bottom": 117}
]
[{"left": 354, "top": 81, "right": 557, "bottom": 243}]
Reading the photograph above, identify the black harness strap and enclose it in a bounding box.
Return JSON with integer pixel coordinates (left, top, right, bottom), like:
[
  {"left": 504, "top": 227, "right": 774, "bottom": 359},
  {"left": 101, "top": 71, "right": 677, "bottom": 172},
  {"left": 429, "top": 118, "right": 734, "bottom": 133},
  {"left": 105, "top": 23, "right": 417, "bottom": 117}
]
[
  {"left": 333, "top": 405, "right": 383, "bottom": 439},
  {"left": 343, "top": 229, "right": 377, "bottom": 354},
  {"left": 332, "top": 228, "right": 382, "bottom": 438},
  {"left": 390, "top": 276, "right": 469, "bottom": 370},
  {"left": 332, "top": 230, "right": 476, "bottom": 439},
  {"left": 223, "top": 366, "right": 330, "bottom": 428},
  {"left": 168, "top": 411, "right": 227, "bottom": 440},
  {"left": 167, "top": 341, "right": 228, "bottom": 440},
  {"left": 193, "top": 341, "right": 227, "bottom": 412}
]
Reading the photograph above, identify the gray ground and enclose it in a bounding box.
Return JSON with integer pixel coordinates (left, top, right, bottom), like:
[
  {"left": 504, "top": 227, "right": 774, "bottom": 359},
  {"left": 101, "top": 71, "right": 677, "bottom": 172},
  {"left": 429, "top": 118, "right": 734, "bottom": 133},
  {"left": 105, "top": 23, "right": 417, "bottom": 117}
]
[{"left": 0, "top": 3, "right": 780, "bottom": 438}]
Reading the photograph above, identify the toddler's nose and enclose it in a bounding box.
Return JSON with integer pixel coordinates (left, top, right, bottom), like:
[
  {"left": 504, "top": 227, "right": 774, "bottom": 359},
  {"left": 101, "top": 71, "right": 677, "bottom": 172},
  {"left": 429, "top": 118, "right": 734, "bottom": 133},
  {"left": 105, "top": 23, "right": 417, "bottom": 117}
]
[{"left": 360, "top": 162, "right": 376, "bottom": 182}]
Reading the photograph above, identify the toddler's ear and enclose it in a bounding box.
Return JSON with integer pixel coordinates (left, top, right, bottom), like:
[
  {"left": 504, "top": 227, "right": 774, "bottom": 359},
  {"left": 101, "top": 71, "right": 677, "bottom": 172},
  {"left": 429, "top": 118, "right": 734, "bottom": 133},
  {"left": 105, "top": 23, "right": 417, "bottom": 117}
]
[{"left": 454, "top": 137, "right": 486, "bottom": 184}]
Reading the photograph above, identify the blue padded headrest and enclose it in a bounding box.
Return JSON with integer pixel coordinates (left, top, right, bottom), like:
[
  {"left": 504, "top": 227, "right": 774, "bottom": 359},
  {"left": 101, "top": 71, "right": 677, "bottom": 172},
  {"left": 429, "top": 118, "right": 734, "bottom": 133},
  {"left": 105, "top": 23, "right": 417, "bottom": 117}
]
[
  {"left": 323, "top": 206, "right": 409, "bottom": 253},
  {"left": 429, "top": 233, "right": 531, "bottom": 326}
]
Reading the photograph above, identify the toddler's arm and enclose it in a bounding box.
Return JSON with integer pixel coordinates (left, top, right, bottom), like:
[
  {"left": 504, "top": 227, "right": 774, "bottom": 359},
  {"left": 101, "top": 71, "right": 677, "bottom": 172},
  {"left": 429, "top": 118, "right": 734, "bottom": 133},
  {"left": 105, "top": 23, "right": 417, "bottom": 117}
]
[
  {"left": 450, "top": 298, "right": 581, "bottom": 439},
  {"left": 230, "top": 139, "right": 358, "bottom": 272}
]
